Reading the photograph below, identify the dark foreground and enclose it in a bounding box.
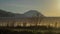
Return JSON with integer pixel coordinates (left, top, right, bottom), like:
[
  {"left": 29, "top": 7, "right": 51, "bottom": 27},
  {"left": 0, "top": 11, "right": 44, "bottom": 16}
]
[{"left": 0, "top": 26, "right": 60, "bottom": 34}]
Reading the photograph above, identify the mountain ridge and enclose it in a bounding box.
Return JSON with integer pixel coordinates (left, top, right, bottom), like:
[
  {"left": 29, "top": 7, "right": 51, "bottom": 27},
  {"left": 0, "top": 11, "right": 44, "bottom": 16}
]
[{"left": 0, "top": 9, "right": 45, "bottom": 18}]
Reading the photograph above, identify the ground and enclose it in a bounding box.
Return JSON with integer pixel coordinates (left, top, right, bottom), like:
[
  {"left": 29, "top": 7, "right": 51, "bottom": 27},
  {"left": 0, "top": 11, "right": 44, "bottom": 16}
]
[{"left": 0, "top": 26, "right": 60, "bottom": 34}]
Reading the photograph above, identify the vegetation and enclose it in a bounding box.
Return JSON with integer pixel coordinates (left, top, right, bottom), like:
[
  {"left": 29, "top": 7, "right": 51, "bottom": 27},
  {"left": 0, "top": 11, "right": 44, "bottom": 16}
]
[{"left": 0, "top": 26, "right": 60, "bottom": 34}]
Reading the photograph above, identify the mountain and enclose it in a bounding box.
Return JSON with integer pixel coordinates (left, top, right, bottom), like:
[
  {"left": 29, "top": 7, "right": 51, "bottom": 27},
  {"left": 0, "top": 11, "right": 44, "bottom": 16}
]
[
  {"left": 0, "top": 10, "right": 45, "bottom": 19},
  {"left": 24, "top": 10, "right": 44, "bottom": 18},
  {"left": 0, "top": 10, "right": 15, "bottom": 17}
]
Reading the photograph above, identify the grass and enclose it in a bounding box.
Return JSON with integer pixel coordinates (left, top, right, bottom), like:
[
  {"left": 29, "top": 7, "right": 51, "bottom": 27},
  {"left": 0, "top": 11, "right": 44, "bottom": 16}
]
[{"left": 0, "top": 26, "right": 60, "bottom": 34}]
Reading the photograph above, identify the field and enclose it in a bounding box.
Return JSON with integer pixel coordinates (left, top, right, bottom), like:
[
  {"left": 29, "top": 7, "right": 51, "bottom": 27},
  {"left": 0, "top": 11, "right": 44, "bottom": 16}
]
[{"left": 0, "top": 26, "right": 60, "bottom": 34}]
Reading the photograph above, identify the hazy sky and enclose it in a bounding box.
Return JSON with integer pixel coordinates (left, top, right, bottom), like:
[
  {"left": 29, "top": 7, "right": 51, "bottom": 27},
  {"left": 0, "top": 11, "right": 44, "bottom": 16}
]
[{"left": 0, "top": 0, "right": 60, "bottom": 17}]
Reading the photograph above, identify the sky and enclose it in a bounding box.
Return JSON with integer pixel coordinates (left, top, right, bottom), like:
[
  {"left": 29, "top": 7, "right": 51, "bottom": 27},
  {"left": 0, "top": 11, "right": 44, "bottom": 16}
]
[{"left": 0, "top": 0, "right": 60, "bottom": 17}]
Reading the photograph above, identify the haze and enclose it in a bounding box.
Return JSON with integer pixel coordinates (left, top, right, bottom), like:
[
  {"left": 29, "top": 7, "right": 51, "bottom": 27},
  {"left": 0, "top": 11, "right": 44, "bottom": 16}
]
[{"left": 0, "top": 0, "right": 60, "bottom": 17}]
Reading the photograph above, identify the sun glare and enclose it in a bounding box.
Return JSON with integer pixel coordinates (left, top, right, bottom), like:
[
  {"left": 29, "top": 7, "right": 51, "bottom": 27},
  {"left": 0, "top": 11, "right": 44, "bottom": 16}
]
[{"left": 58, "top": 0, "right": 60, "bottom": 11}]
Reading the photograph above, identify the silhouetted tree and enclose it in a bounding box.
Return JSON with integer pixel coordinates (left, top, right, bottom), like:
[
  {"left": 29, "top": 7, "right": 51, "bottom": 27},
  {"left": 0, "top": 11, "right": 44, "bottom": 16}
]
[
  {"left": 23, "top": 19, "right": 27, "bottom": 27},
  {"left": 55, "top": 22, "right": 57, "bottom": 28}
]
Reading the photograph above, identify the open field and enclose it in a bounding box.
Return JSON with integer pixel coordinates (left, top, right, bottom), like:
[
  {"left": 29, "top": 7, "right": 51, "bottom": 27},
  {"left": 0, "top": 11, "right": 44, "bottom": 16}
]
[{"left": 0, "top": 26, "right": 60, "bottom": 34}]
